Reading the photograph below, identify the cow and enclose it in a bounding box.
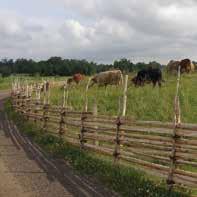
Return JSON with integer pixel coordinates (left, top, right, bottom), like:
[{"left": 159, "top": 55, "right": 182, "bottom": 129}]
[
  {"left": 89, "top": 70, "right": 123, "bottom": 88},
  {"left": 166, "top": 60, "right": 180, "bottom": 74},
  {"left": 132, "top": 67, "right": 164, "bottom": 87},
  {"left": 67, "top": 73, "right": 84, "bottom": 85},
  {"left": 167, "top": 59, "right": 195, "bottom": 74},
  {"left": 179, "top": 59, "right": 195, "bottom": 73},
  {"left": 73, "top": 73, "right": 84, "bottom": 84}
]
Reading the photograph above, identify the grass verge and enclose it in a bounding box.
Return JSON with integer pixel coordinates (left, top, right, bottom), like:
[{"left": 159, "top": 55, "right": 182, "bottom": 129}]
[{"left": 4, "top": 99, "right": 190, "bottom": 197}]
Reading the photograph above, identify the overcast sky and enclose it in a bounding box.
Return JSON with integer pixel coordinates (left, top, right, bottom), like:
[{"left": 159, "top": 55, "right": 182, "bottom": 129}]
[{"left": 0, "top": 0, "right": 197, "bottom": 64}]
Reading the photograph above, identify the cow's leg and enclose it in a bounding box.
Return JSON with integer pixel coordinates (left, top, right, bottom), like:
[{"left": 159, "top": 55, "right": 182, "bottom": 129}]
[
  {"left": 152, "top": 81, "right": 156, "bottom": 87},
  {"left": 158, "top": 80, "right": 162, "bottom": 87},
  {"left": 141, "top": 80, "right": 145, "bottom": 86},
  {"left": 105, "top": 85, "right": 108, "bottom": 96}
]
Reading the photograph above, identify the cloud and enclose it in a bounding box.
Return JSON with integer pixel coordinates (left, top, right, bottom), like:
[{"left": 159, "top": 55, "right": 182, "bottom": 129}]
[{"left": 1, "top": 0, "right": 197, "bottom": 63}]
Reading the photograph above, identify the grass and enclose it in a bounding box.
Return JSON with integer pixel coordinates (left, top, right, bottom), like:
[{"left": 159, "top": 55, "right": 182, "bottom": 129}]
[
  {"left": 48, "top": 72, "right": 197, "bottom": 123},
  {"left": 0, "top": 76, "right": 12, "bottom": 90},
  {"left": 4, "top": 99, "right": 190, "bottom": 197},
  {"left": 2, "top": 72, "right": 197, "bottom": 123}
]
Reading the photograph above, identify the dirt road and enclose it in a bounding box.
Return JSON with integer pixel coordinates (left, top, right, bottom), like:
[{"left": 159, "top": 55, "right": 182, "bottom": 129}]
[{"left": 0, "top": 91, "right": 118, "bottom": 197}]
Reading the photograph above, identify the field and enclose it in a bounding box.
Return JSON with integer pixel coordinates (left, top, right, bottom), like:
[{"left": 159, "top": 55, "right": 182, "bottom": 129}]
[
  {"left": 48, "top": 72, "right": 197, "bottom": 123},
  {"left": 2, "top": 72, "right": 197, "bottom": 123}
]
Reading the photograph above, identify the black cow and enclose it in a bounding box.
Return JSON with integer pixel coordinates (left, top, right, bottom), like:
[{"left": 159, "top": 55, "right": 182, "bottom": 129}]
[{"left": 132, "top": 67, "right": 164, "bottom": 87}]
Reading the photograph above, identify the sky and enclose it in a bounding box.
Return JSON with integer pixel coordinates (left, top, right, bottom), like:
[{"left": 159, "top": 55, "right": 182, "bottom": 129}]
[{"left": 0, "top": 0, "right": 197, "bottom": 64}]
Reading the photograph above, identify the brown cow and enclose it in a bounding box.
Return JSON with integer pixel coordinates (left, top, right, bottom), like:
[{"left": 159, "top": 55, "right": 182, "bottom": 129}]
[
  {"left": 166, "top": 60, "right": 180, "bottom": 74},
  {"left": 90, "top": 70, "right": 123, "bottom": 87},
  {"left": 73, "top": 73, "right": 84, "bottom": 84},
  {"left": 67, "top": 73, "right": 84, "bottom": 85},
  {"left": 167, "top": 59, "right": 195, "bottom": 74},
  {"left": 179, "top": 59, "right": 195, "bottom": 73}
]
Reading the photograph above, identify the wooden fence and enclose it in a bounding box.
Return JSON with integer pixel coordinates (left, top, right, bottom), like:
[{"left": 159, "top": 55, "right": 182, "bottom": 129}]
[{"left": 10, "top": 75, "right": 197, "bottom": 192}]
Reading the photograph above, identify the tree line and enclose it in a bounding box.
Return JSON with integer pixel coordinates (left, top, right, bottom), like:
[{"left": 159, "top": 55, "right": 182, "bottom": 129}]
[{"left": 0, "top": 57, "right": 163, "bottom": 77}]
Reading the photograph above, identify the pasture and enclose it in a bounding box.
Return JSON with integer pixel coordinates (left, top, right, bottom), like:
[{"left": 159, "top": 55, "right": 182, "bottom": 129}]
[
  {"left": 1, "top": 72, "right": 197, "bottom": 123},
  {"left": 48, "top": 72, "right": 197, "bottom": 123}
]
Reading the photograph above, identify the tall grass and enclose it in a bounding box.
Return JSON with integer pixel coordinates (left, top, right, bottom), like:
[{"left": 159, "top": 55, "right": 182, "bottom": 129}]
[
  {"left": 49, "top": 73, "right": 197, "bottom": 123},
  {"left": 2, "top": 73, "right": 197, "bottom": 123}
]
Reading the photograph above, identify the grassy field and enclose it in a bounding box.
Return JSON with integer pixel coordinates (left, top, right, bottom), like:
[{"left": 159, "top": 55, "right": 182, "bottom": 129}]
[
  {"left": 48, "top": 72, "right": 197, "bottom": 123},
  {"left": 2, "top": 72, "right": 197, "bottom": 123}
]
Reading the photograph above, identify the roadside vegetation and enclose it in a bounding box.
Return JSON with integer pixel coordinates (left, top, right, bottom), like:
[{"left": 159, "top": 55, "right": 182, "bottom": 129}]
[
  {"left": 0, "top": 76, "right": 12, "bottom": 90},
  {"left": 5, "top": 100, "right": 189, "bottom": 197}
]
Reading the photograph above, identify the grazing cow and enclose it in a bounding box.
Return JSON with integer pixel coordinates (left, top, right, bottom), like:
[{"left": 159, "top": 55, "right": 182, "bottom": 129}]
[
  {"left": 90, "top": 70, "right": 123, "bottom": 87},
  {"left": 166, "top": 60, "right": 180, "bottom": 74},
  {"left": 179, "top": 59, "right": 195, "bottom": 73},
  {"left": 67, "top": 73, "right": 84, "bottom": 85},
  {"left": 167, "top": 59, "right": 195, "bottom": 74},
  {"left": 132, "top": 67, "right": 164, "bottom": 87},
  {"left": 73, "top": 73, "right": 84, "bottom": 84}
]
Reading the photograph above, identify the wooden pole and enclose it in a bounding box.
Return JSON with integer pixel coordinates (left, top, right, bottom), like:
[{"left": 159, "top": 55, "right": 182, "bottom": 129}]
[
  {"left": 38, "top": 85, "right": 41, "bottom": 101},
  {"left": 34, "top": 85, "right": 40, "bottom": 123},
  {"left": 122, "top": 75, "right": 128, "bottom": 117},
  {"left": 167, "top": 65, "right": 181, "bottom": 191},
  {"left": 92, "top": 99, "right": 99, "bottom": 146},
  {"left": 84, "top": 78, "right": 91, "bottom": 112},
  {"left": 43, "top": 81, "right": 47, "bottom": 105},
  {"left": 59, "top": 107, "right": 65, "bottom": 139},
  {"left": 63, "top": 80, "right": 67, "bottom": 108},
  {"left": 113, "top": 96, "right": 122, "bottom": 164},
  {"left": 80, "top": 112, "right": 87, "bottom": 150},
  {"left": 47, "top": 82, "right": 50, "bottom": 105}
]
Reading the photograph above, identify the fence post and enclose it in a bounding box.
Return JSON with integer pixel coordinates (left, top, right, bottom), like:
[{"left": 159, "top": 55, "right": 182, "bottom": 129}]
[
  {"left": 167, "top": 66, "right": 181, "bottom": 191},
  {"left": 46, "top": 81, "right": 50, "bottom": 105},
  {"left": 34, "top": 86, "right": 39, "bottom": 123},
  {"left": 25, "top": 84, "right": 31, "bottom": 120},
  {"left": 114, "top": 115, "right": 122, "bottom": 164},
  {"left": 84, "top": 78, "right": 91, "bottom": 112},
  {"left": 59, "top": 107, "right": 65, "bottom": 139},
  {"left": 113, "top": 75, "right": 128, "bottom": 164},
  {"left": 42, "top": 81, "right": 48, "bottom": 131},
  {"left": 79, "top": 112, "right": 87, "bottom": 150},
  {"left": 92, "top": 99, "right": 99, "bottom": 146},
  {"left": 62, "top": 80, "right": 68, "bottom": 108},
  {"left": 42, "top": 103, "right": 49, "bottom": 131},
  {"left": 59, "top": 84, "right": 67, "bottom": 140},
  {"left": 122, "top": 75, "right": 128, "bottom": 117},
  {"left": 113, "top": 97, "right": 122, "bottom": 164},
  {"left": 43, "top": 81, "right": 47, "bottom": 105}
]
